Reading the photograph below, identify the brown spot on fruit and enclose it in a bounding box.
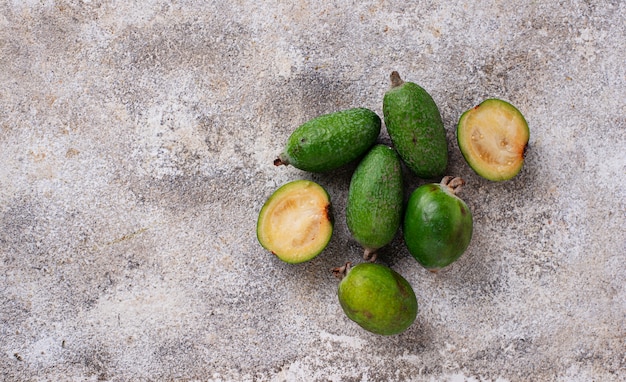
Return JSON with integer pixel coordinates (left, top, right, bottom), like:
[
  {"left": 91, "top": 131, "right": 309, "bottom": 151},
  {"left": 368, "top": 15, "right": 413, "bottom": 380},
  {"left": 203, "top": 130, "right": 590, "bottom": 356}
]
[
  {"left": 324, "top": 203, "right": 334, "bottom": 225},
  {"left": 395, "top": 275, "right": 411, "bottom": 298}
]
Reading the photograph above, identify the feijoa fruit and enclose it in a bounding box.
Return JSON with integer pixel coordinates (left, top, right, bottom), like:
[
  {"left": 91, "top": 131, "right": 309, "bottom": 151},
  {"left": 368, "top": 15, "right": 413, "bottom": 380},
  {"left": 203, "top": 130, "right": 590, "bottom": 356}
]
[
  {"left": 383, "top": 71, "right": 448, "bottom": 179},
  {"left": 275, "top": 108, "right": 381, "bottom": 173},
  {"left": 457, "top": 98, "right": 529, "bottom": 181},
  {"left": 403, "top": 176, "right": 473, "bottom": 271},
  {"left": 335, "top": 262, "right": 418, "bottom": 335},
  {"left": 346, "top": 144, "right": 403, "bottom": 261},
  {"left": 257, "top": 180, "right": 333, "bottom": 263}
]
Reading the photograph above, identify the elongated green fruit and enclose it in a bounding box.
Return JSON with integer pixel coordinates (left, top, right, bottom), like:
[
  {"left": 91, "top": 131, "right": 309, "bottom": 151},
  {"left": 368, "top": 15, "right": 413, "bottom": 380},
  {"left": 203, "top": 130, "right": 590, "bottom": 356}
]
[
  {"left": 335, "top": 262, "right": 418, "bottom": 336},
  {"left": 383, "top": 71, "right": 448, "bottom": 179},
  {"left": 257, "top": 180, "right": 333, "bottom": 264},
  {"left": 275, "top": 108, "right": 381, "bottom": 173},
  {"left": 403, "top": 176, "right": 473, "bottom": 271},
  {"left": 346, "top": 144, "right": 403, "bottom": 261}
]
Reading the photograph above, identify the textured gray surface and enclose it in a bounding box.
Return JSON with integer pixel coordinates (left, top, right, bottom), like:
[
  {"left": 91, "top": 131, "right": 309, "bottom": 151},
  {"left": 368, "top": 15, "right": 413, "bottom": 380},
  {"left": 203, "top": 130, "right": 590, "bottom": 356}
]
[{"left": 1, "top": 1, "right": 625, "bottom": 381}]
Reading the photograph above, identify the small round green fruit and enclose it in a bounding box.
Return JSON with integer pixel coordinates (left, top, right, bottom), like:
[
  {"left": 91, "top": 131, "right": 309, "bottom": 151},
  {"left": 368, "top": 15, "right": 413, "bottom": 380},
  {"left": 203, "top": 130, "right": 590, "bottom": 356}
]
[
  {"left": 335, "top": 262, "right": 417, "bottom": 335},
  {"left": 403, "top": 176, "right": 473, "bottom": 271}
]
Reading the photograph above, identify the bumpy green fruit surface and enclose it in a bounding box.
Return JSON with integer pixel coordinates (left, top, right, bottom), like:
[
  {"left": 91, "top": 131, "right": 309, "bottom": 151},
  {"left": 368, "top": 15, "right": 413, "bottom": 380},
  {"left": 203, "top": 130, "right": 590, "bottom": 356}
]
[
  {"left": 257, "top": 180, "right": 333, "bottom": 264},
  {"left": 457, "top": 98, "right": 529, "bottom": 181},
  {"left": 346, "top": 144, "right": 403, "bottom": 261},
  {"left": 275, "top": 108, "right": 381, "bottom": 173},
  {"left": 336, "top": 262, "right": 417, "bottom": 336},
  {"left": 383, "top": 71, "right": 448, "bottom": 179},
  {"left": 403, "top": 176, "right": 473, "bottom": 271}
]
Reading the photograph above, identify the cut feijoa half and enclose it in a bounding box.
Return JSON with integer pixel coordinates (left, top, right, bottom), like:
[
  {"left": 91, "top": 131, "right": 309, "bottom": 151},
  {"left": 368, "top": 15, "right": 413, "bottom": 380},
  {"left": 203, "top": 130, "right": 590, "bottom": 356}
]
[
  {"left": 257, "top": 180, "right": 333, "bottom": 264},
  {"left": 457, "top": 99, "right": 529, "bottom": 181}
]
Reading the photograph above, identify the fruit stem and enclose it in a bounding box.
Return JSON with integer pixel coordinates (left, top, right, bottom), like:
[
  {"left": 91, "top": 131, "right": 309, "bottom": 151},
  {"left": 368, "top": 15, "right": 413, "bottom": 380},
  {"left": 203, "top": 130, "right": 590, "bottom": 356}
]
[
  {"left": 331, "top": 262, "right": 352, "bottom": 279},
  {"left": 390, "top": 71, "right": 404, "bottom": 88},
  {"left": 273, "top": 154, "right": 289, "bottom": 167},
  {"left": 363, "top": 248, "right": 378, "bottom": 262},
  {"left": 441, "top": 176, "right": 465, "bottom": 195}
]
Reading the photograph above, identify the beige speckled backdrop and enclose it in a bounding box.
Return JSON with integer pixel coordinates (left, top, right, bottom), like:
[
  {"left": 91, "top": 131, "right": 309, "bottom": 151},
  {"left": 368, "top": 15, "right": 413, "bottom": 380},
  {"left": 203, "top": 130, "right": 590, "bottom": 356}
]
[{"left": 1, "top": 1, "right": 625, "bottom": 381}]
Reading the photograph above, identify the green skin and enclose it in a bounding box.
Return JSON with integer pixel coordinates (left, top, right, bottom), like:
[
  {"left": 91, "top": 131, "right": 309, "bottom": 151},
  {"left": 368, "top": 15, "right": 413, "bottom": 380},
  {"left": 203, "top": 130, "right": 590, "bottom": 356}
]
[
  {"left": 338, "top": 263, "right": 418, "bottom": 336},
  {"left": 404, "top": 179, "right": 473, "bottom": 270},
  {"left": 276, "top": 108, "right": 381, "bottom": 173},
  {"left": 383, "top": 72, "right": 448, "bottom": 179},
  {"left": 346, "top": 144, "right": 403, "bottom": 257}
]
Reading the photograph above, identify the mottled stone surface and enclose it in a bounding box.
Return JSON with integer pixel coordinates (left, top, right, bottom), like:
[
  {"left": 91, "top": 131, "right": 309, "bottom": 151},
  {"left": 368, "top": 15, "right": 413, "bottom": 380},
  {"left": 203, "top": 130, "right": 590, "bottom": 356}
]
[{"left": 1, "top": 1, "right": 625, "bottom": 381}]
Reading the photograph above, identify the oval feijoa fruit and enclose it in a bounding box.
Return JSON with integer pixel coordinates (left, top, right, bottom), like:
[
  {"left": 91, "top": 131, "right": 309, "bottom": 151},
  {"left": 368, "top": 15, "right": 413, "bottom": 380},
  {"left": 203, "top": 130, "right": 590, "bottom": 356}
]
[
  {"left": 404, "top": 176, "right": 473, "bottom": 271},
  {"left": 457, "top": 98, "right": 529, "bottom": 181},
  {"left": 275, "top": 108, "right": 381, "bottom": 173},
  {"left": 257, "top": 180, "right": 333, "bottom": 264},
  {"left": 383, "top": 71, "right": 448, "bottom": 179},
  {"left": 346, "top": 144, "right": 403, "bottom": 261},
  {"left": 336, "top": 262, "right": 417, "bottom": 336}
]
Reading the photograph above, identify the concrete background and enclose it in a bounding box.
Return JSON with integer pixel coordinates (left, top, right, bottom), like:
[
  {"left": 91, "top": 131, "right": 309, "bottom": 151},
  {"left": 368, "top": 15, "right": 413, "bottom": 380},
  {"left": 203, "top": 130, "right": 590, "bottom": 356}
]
[{"left": 1, "top": 1, "right": 624, "bottom": 381}]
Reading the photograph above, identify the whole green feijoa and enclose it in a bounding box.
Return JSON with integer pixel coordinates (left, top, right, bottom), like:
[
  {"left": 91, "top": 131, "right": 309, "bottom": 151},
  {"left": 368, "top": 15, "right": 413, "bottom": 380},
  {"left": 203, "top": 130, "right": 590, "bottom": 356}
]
[
  {"left": 335, "top": 262, "right": 418, "bottom": 336},
  {"left": 404, "top": 176, "right": 473, "bottom": 271},
  {"left": 383, "top": 71, "right": 448, "bottom": 179},
  {"left": 274, "top": 108, "right": 381, "bottom": 173},
  {"left": 346, "top": 144, "right": 403, "bottom": 261}
]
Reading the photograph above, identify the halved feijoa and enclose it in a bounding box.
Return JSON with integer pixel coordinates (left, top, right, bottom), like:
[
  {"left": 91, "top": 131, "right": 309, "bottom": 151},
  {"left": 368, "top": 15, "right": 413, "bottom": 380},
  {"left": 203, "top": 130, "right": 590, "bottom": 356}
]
[
  {"left": 457, "top": 99, "right": 529, "bottom": 181},
  {"left": 257, "top": 180, "right": 333, "bottom": 264},
  {"left": 404, "top": 176, "right": 473, "bottom": 271},
  {"left": 335, "top": 262, "right": 417, "bottom": 336}
]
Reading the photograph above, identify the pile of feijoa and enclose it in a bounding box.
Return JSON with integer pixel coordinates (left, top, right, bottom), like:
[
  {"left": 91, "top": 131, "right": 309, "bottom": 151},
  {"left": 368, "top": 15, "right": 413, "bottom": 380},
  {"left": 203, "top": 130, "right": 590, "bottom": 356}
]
[{"left": 257, "top": 71, "right": 530, "bottom": 336}]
